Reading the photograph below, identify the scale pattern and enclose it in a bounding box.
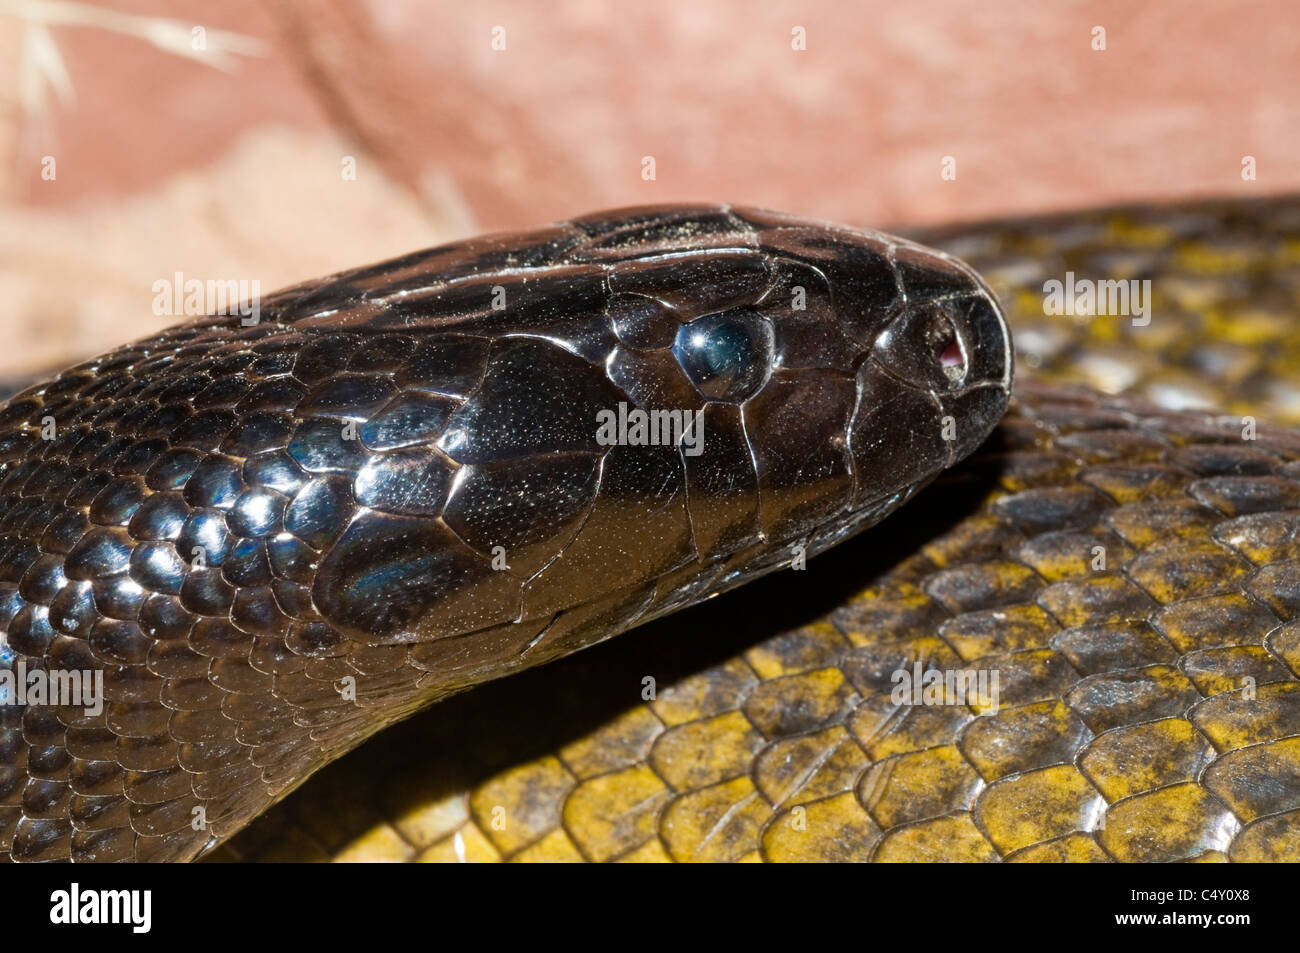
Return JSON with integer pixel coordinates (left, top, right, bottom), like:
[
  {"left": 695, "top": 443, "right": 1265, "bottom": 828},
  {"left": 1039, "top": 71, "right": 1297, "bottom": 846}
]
[
  {"left": 0, "top": 205, "right": 1009, "bottom": 861},
  {"left": 216, "top": 196, "right": 1300, "bottom": 863}
]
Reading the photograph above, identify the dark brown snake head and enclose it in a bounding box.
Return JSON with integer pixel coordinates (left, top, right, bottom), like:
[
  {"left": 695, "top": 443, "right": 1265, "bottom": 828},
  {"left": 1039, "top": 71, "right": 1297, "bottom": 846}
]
[{"left": 0, "top": 205, "right": 1009, "bottom": 861}]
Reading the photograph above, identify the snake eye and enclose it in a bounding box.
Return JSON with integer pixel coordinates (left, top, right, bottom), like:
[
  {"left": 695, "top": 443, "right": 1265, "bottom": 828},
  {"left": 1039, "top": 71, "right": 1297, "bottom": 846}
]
[{"left": 672, "top": 309, "right": 773, "bottom": 402}]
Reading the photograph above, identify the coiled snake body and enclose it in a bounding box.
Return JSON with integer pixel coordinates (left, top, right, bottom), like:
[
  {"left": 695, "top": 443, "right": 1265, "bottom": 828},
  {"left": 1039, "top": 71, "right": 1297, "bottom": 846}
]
[{"left": 6, "top": 199, "right": 1300, "bottom": 863}]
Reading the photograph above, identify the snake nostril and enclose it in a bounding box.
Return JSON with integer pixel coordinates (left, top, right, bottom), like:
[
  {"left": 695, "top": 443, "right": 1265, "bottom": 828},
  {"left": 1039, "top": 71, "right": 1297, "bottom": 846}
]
[
  {"left": 939, "top": 337, "right": 963, "bottom": 371},
  {"left": 929, "top": 313, "right": 966, "bottom": 384}
]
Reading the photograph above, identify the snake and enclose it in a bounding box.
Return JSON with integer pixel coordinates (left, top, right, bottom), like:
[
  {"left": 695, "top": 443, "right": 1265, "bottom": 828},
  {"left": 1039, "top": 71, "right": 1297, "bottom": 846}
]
[{"left": 4, "top": 198, "right": 1300, "bottom": 863}]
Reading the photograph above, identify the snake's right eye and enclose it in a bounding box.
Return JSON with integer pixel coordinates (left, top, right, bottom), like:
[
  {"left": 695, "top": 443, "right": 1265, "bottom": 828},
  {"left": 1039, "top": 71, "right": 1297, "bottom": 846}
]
[{"left": 672, "top": 309, "right": 774, "bottom": 402}]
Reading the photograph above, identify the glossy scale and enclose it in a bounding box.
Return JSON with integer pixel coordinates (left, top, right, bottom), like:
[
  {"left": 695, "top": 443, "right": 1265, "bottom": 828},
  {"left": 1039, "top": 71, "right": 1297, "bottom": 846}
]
[{"left": 0, "top": 205, "right": 1010, "bottom": 861}]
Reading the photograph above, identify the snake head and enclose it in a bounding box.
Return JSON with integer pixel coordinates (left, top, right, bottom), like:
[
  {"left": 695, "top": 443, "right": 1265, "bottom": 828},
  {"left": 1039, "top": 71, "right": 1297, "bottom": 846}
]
[
  {"left": 300, "top": 205, "right": 1009, "bottom": 662},
  {"left": 618, "top": 206, "right": 1014, "bottom": 565},
  {"left": 0, "top": 204, "right": 1015, "bottom": 862}
]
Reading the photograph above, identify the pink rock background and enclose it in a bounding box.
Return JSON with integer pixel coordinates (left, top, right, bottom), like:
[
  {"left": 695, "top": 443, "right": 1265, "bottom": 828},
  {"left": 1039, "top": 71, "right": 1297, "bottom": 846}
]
[{"left": 0, "top": 0, "right": 1296, "bottom": 373}]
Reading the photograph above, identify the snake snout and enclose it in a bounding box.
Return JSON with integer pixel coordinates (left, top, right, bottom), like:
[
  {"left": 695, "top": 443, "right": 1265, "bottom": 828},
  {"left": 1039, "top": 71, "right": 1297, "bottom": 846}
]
[
  {"left": 879, "top": 242, "right": 1013, "bottom": 400},
  {"left": 847, "top": 243, "right": 1013, "bottom": 500}
]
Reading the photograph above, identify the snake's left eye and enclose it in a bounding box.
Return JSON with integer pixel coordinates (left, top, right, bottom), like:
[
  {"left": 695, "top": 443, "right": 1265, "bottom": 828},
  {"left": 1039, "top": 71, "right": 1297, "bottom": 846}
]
[{"left": 672, "top": 309, "right": 773, "bottom": 402}]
